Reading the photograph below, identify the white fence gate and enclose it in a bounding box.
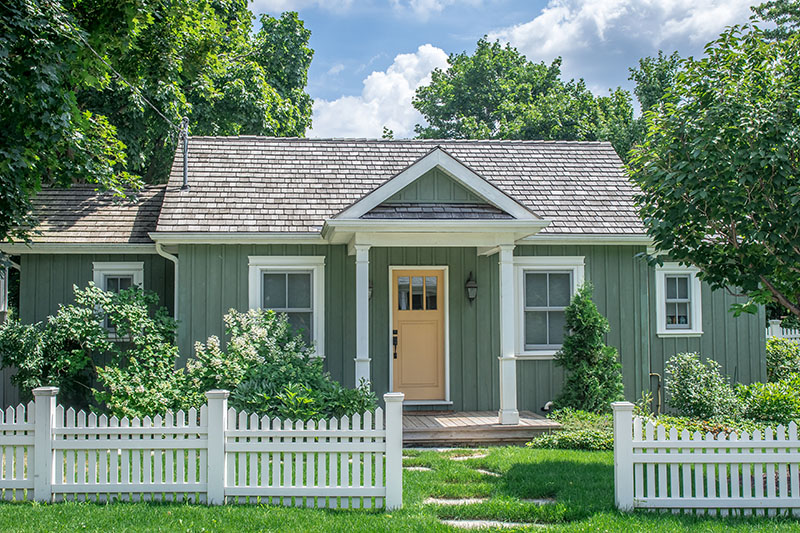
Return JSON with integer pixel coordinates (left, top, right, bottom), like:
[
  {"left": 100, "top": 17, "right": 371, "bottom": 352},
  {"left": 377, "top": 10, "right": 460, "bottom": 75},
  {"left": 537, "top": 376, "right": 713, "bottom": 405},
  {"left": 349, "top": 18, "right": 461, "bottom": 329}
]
[
  {"left": 0, "top": 387, "right": 404, "bottom": 509},
  {"left": 767, "top": 320, "right": 800, "bottom": 342},
  {"left": 612, "top": 402, "right": 800, "bottom": 516}
]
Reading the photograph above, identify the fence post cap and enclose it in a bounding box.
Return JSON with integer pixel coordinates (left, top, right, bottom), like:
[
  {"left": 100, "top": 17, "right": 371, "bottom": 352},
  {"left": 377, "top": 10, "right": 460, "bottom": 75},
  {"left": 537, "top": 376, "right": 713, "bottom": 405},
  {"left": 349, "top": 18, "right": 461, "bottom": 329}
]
[
  {"left": 383, "top": 392, "right": 405, "bottom": 402},
  {"left": 768, "top": 319, "right": 781, "bottom": 325},
  {"left": 205, "top": 390, "right": 231, "bottom": 399},
  {"left": 32, "top": 386, "right": 59, "bottom": 397},
  {"left": 611, "top": 401, "right": 634, "bottom": 411}
]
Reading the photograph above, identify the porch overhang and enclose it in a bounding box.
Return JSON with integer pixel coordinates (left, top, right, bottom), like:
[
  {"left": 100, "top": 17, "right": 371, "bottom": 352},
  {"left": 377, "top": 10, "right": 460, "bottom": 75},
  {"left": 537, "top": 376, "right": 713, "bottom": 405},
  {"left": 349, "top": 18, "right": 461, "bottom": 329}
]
[{"left": 322, "top": 219, "right": 552, "bottom": 253}]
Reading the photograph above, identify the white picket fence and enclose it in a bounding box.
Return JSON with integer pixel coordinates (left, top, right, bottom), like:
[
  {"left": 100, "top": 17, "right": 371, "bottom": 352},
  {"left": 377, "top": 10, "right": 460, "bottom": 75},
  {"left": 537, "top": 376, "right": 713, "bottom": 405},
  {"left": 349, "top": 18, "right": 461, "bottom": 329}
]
[
  {"left": 767, "top": 319, "right": 800, "bottom": 342},
  {"left": 0, "top": 387, "right": 404, "bottom": 509},
  {"left": 613, "top": 402, "right": 800, "bottom": 516}
]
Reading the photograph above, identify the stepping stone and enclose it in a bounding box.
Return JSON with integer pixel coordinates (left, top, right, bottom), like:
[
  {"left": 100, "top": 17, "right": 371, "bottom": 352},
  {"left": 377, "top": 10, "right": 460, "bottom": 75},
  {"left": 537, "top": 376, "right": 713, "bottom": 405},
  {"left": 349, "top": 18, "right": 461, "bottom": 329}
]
[
  {"left": 404, "top": 466, "right": 432, "bottom": 471},
  {"left": 474, "top": 469, "right": 501, "bottom": 477},
  {"left": 521, "top": 498, "right": 555, "bottom": 505},
  {"left": 440, "top": 519, "right": 544, "bottom": 529},
  {"left": 424, "top": 497, "right": 487, "bottom": 505},
  {"left": 451, "top": 453, "right": 488, "bottom": 461}
]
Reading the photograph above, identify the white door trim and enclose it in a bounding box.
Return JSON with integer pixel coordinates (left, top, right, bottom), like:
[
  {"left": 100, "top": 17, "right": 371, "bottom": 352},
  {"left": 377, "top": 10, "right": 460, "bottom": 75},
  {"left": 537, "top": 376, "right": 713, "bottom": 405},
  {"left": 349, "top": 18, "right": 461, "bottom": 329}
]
[{"left": 388, "top": 265, "right": 450, "bottom": 404}]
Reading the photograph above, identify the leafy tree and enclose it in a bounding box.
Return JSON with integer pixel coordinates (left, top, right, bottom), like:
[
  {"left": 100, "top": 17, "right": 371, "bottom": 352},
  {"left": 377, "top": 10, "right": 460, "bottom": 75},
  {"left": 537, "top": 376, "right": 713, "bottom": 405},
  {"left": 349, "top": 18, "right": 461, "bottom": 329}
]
[
  {"left": 629, "top": 51, "right": 682, "bottom": 113},
  {"left": 752, "top": 0, "right": 800, "bottom": 40},
  {"left": 554, "top": 284, "right": 624, "bottom": 413},
  {"left": 629, "top": 25, "right": 800, "bottom": 320},
  {"left": 412, "top": 38, "right": 635, "bottom": 159}
]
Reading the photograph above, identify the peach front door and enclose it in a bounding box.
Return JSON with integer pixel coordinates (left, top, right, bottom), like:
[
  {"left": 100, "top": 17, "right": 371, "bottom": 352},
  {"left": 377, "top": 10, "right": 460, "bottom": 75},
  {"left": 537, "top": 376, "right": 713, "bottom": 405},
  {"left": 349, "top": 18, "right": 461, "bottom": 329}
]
[{"left": 391, "top": 269, "right": 446, "bottom": 401}]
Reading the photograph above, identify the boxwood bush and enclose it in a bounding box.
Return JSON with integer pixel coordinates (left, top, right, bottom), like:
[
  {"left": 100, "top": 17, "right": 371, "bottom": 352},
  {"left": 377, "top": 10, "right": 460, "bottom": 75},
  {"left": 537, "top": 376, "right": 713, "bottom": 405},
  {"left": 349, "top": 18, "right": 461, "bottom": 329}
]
[{"left": 766, "top": 337, "right": 800, "bottom": 382}]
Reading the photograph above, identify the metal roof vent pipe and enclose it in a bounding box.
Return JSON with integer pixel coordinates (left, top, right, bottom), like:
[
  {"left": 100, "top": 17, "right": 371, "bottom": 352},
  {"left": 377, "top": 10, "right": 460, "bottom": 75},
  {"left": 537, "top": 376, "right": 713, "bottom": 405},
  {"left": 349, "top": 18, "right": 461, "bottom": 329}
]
[{"left": 180, "top": 116, "right": 190, "bottom": 191}]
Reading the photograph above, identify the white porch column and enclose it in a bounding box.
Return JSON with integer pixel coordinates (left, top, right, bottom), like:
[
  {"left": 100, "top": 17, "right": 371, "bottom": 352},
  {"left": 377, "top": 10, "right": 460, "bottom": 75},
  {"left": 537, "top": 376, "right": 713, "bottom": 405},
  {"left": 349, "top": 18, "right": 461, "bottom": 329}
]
[
  {"left": 498, "top": 244, "right": 519, "bottom": 425},
  {"left": 354, "top": 244, "right": 371, "bottom": 386}
]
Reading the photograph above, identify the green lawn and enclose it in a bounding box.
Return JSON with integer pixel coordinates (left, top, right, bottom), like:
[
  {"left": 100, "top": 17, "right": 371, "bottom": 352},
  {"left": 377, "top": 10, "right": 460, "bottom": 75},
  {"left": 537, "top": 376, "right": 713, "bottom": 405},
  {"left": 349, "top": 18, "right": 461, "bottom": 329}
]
[{"left": 1, "top": 447, "right": 799, "bottom": 532}]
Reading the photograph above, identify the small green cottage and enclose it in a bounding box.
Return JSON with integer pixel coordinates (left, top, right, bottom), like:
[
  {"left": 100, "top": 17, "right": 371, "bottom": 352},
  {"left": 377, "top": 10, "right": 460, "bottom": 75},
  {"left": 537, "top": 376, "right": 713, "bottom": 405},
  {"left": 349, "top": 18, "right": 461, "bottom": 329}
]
[{"left": 2, "top": 138, "right": 766, "bottom": 419}]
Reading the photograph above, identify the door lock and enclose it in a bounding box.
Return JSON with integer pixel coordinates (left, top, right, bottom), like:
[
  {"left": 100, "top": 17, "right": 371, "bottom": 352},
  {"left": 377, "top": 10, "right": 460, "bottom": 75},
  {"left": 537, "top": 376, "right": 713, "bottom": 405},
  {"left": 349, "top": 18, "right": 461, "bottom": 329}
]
[{"left": 392, "top": 329, "right": 398, "bottom": 359}]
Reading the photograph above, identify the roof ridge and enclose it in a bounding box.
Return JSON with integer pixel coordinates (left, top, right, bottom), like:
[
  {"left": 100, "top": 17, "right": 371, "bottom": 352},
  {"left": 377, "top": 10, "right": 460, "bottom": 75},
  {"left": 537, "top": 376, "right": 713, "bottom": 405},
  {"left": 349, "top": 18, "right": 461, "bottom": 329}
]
[{"left": 184, "top": 135, "right": 613, "bottom": 146}]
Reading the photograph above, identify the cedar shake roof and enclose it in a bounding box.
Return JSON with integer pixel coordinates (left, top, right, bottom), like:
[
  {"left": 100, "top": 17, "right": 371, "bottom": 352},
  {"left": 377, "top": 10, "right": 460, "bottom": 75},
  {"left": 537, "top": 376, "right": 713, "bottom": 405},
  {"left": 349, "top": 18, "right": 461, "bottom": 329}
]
[
  {"left": 157, "top": 137, "right": 644, "bottom": 235},
  {"left": 23, "top": 185, "right": 165, "bottom": 244}
]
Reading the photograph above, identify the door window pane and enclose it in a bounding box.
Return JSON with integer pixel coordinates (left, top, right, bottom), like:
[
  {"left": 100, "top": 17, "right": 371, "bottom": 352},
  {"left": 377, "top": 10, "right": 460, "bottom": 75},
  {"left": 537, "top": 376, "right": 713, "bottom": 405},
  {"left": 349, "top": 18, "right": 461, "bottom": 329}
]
[
  {"left": 262, "top": 273, "right": 286, "bottom": 308},
  {"left": 525, "top": 273, "right": 547, "bottom": 307},
  {"left": 425, "top": 276, "right": 437, "bottom": 310},
  {"left": 287, "top": 273, "right": 311, "bottom": 309},
  {"left": 411, "top": 276, "right": 424, "bottom": 310},
  {"left": 398, "top": 276, "right": 410, "bottom": 310}
]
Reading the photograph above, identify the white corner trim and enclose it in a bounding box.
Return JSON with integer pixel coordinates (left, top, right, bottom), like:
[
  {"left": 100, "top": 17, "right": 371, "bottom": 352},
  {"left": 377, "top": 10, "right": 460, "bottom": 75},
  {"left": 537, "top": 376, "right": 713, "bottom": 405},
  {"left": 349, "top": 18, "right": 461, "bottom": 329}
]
[
  {"left": 247, "top": 256, "right": 326, "bottom": 358},
  {"left": 334, "top": 148, "right": 540, "bottom": 221},
  {"left": 655, "top": 262, "right": 703, "bottom": 337},
  {"left": 513, "top": 256, "right": 585, "bottom": 357},
  {"left": 92, "top": 262, "right": 144, "bottom": 289}
]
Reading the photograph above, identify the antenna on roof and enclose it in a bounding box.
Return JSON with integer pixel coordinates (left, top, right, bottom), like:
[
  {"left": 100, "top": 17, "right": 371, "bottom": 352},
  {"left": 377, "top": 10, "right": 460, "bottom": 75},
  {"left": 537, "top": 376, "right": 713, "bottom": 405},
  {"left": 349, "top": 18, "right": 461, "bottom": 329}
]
[{"left": 180, "top": 116, "right": 190, "bottom": 191}]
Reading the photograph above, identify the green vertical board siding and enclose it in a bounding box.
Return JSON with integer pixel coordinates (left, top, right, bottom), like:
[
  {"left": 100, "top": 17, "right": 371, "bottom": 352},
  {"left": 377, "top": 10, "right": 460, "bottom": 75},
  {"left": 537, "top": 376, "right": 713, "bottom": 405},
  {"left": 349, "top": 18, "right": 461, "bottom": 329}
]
[
  {"left": 385, "top": 168, "right": 484, "bottom": 203},
  {"left": 176, "top": 244, "right": 355, "bottom": 386},
  {"left": 7, "top": 253, "right": 174, "bottom": 406}
]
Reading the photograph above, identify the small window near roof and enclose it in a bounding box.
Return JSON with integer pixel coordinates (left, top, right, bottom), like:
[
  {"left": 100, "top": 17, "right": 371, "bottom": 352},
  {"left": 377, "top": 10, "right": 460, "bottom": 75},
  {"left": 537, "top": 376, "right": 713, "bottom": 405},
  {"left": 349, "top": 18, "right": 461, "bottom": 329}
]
[
  {"left": 92, "top": 262, "right": 144, "bottom": 337},
  {"left": 656, "top": 263, "right": 703, "bottom": 337}
]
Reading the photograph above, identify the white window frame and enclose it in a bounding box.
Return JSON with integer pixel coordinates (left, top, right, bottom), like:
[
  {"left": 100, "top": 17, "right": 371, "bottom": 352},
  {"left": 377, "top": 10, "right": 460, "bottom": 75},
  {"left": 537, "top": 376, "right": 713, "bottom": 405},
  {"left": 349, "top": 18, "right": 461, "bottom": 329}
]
[
  {"left": 248, "top": 256, "right": 325, "bottom": 358},
  {"left": 92, "top": 262, "right": 144, "bottom": 291},
  {"left": 655, "top": 262, "right": 703, "bottom": 337},
  {"left": 514, "top": 256, "right": 585, "bottom": 359}
]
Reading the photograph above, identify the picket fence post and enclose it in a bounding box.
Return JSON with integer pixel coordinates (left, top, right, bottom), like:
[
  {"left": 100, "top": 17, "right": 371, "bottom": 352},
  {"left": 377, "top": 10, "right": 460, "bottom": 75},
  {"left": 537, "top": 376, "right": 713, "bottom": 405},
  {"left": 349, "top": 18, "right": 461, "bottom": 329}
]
[
  {"left": 612, "top": 401, "right": 634, "bottom": 511},
  {"left": 383, "top": 392, "right": 404, "bottom": 510},
  {"left": 768, "top": 319, "right": 782, "bottom": 339},
  {"left": 32, "top": 386, "right": 58, "bottom": 503},
  {"left": 206, "top": 389, "right": 230, "bottom": 505}
]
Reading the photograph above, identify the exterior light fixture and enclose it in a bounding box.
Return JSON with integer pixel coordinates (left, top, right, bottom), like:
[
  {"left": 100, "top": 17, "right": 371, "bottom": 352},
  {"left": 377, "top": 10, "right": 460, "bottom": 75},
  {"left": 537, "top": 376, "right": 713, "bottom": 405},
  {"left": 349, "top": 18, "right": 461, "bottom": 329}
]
[
  {"left": 465, "top": 271, "right": 477, "bottom": 302},
  {"left": 368, "top": 281, "right": 373, "bottom": 300}
]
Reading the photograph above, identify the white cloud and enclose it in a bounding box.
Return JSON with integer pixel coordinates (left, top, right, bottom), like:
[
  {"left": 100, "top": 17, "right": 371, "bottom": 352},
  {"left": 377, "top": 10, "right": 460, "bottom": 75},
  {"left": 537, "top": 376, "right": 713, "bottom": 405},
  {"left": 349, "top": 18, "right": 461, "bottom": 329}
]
[
  {"left": 309, "top": 44, "right": 449, "bottom": 139},
  {"left": 249, "top": 0, "right": 353, "bottom": 14},
  {"left": 488, "top": 0, "right": 754, "bottom": 95},
  {"left": 327, "top": 63, "right": 345, "bottom": 76},
  {"left": 390, "top": 0, "right": 483, "bottom": 21}
]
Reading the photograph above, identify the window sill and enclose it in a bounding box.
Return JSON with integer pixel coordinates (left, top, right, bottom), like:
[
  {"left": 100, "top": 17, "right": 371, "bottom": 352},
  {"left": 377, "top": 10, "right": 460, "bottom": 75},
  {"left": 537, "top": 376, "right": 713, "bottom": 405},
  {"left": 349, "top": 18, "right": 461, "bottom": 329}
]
[
  {"left": 657, "top": 331, "right": 703, "bottom": 338},
  {"left": 516, "top": 351, "right": 558, "bottom": 360}
]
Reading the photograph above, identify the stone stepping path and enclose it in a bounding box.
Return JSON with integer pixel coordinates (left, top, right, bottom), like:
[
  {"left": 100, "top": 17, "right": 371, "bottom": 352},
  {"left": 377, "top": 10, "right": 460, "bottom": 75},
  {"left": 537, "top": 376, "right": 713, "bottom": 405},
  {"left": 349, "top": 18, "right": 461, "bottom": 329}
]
[
  {"left": 450, "top": 453, "right": 488, "bottom": 461},
  {"left": 440, "top": 519, "right": 545, "bottom": 529},
  {"left": 474, "top": 469, "right": 501, "bottom": 477},
  {"left": 426, "top": 497, "right": 555, "bottom": 506},
  {"left": 404, "top": 466, "right": 433, "bottom": 472}
]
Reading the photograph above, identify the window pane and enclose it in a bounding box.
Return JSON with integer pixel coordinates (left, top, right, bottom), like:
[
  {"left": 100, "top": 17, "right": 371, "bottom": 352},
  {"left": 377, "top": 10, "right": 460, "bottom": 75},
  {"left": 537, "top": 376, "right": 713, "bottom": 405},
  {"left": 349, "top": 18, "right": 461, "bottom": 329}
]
[
  {"left": 677, "top": 277, "right": 689, "bottom": 300},
  {"left": 398, "top": 276, "right": 410, "bottom": 310},
  {"left": 118, "top": 277, "right": 132, "bottom": 291},
  {"left": 548, "top": 311, "right": 566, "bottom": 345},
  {"left": 287, "top": 273, "right": 311, "bottom": 309},
  {"left": 262, "top": 273, "right": 286, "bottom": 309},
  {"left": 666, "top": 276, "right": 677, "bottom": 300},
  {"left": 411, "top": 276, "right": 424, "bottom": 310},
  {"left": 548, "top": 273, "right": 571, "bottom": 307},
  {"left": 525, "top": 273, "right": 547, "bottom": 307},
  {"left": 524, "top": 311, "right": 547, "bottom": 346},
  {"left": 425, "top": 276, "right": 437, "bottom": 310},
  {"left": 287, "top": 312, "right": 313, "bottom": 344},
  {"left": 666, "top": 302, "right": 678, "bottom": 325},
  {"left": 676, "top": 302, "right": 689, "bottom": 325},
  {"left": 105, "top": 275, "right": 133, "bottom": 293}
]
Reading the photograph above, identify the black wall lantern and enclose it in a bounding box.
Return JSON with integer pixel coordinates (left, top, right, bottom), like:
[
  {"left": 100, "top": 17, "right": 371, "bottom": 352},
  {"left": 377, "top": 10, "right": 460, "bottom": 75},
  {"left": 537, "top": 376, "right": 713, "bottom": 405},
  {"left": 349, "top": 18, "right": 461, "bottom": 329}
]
[{"left": 465, "top": 271, "right": 478, "bottom": 302}]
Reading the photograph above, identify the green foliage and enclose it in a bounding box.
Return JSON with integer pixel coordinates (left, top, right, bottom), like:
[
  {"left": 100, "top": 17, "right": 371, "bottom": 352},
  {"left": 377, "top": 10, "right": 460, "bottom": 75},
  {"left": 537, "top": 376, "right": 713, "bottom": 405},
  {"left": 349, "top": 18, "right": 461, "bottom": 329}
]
[
  {"left": 664, "top": 353, "right": 740, "bottom": 419},
  {"left": 737, "top": 374, "right": 800, "bottom": 424},
  {"left": 189, "top": 309, "right": 377, "bottom": 421},
  {"left": 766, "top": 338, "right": 800, "bottom": 381},
  {"left": 628, "top": 25, "right": 800, "bottom": 320},
  {"left": 527, "top": 408, "right": 614, "bottom": 451},
  {"left": 412, "top": 38, "right": 636, "bottom": 161},
  {"left": 643, "top": 414, "right": 772, "bottom": 437},
  {"left": 553, "top": 284, "right": 624, "bottom": 413},
  {"left": 752, "top": 0, "right": 800, "bottom": 41}
]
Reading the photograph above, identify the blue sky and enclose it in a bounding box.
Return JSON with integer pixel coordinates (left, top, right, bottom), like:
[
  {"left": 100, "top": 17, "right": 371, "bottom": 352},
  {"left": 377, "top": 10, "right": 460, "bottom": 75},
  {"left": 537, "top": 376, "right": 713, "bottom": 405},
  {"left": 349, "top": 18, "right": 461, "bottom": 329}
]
[{"left": 250, "top": 0, "right": 758, "bottom": 138}]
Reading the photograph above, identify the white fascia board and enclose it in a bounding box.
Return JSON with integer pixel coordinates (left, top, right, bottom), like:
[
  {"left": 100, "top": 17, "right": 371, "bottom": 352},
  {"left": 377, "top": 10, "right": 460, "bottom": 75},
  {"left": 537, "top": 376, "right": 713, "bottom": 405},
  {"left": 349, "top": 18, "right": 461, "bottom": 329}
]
[
  {"left": 149, "top": 232, "right": 326, "bottom": 245},
  {"left": 521, "top": 234, "right": 653, "bottom": 246},
  {"left": 0, "top": 243, "right": 158, "bottom": 254},
  {"left": 334, "top": 148, "right": 540, "bottom": 221},
  {"left": 326, "top": 219, "right": 550, "bottom": 233}
]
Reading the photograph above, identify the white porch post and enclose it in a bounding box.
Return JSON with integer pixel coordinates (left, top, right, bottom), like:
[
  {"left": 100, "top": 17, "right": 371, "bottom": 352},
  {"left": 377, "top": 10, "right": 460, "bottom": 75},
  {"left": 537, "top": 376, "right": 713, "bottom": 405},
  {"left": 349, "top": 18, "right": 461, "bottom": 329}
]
[
  {"left": 354, "top": 244, "right": 371, "bottom": 386},
  {"left": 498, "top": 244, "right": 519, "bottom": 425}
]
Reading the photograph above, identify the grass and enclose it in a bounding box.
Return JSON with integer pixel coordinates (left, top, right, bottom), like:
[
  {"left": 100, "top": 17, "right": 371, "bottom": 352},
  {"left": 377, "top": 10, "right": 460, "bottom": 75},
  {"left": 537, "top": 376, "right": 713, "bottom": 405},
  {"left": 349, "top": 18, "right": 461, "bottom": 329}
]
[{"left": 2, "top": 447, "right": 800, "bottom": 531}]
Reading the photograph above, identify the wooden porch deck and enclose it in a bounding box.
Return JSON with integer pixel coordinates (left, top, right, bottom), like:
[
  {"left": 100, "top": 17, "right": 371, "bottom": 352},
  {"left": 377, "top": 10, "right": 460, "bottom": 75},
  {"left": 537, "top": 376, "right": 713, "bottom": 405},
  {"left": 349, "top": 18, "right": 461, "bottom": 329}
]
[{"left": 402, "top": 410, "right": 561, "bottom": 446}]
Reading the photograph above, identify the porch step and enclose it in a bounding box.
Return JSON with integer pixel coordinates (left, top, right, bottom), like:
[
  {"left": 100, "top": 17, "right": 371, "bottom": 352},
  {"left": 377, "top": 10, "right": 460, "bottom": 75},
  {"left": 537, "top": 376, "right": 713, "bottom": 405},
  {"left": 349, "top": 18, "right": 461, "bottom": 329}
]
[{"left": 402, "top": 410, "right": 561, "bottom": 446}]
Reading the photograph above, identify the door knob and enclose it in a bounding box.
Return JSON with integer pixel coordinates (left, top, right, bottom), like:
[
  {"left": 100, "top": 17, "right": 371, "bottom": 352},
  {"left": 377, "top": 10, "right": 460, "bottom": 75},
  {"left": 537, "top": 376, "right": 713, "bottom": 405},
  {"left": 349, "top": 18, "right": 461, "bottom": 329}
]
[{"left": 392, "top": 330, "right": 398, "bottom": 359}]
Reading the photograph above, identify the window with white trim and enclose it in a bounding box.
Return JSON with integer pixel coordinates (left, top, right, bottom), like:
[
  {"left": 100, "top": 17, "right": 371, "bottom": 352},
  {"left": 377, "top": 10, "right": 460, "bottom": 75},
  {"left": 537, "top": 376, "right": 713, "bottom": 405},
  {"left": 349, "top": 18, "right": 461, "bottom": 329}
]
[
  {"left": 248, "top": 256, "right": 325, "bottom": 357},
  {"left": 514, "top": 256, "right": 584, "bottom": 358},
  {"left": 655, "top": 263, "right": 703, "bottom": 337},
  {"left": 92, "top": 262, "right": 144, "bottom": 334}
]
